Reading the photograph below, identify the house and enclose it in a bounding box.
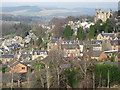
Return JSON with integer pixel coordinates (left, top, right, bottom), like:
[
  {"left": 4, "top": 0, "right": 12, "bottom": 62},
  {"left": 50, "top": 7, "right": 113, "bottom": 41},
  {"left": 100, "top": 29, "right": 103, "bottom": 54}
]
[
  {"left": 12, "top": 36, "right": 23, "bottom": 44},
  {"left": 0, "top": 48, "right": 8, "bottom": 54},
  {"left": 5, "top": 60, "right": 27, "bottom": 74},
  {"left": 19, "top": 54, "right": 32, "bottom": 63},
  {"left": 47, "top": 38, "right": 84, "bottom": 57},
  {"left": 61, "top": 40, "right": 84, "bottom": 57},
  {"left": 110, "top": 40, "right": 119, "bottom": 51},
  {"left": 32, "top": 50, "right": 48, "bottom": 60},
  {"left": 0, "top": 54, "right": 14, "bottom": 64},
  {"left": 92, "top": 40, "right": 103, "bottom": 45},
  {"left": 2, "top": 73, "right": 28, "bottom": 88},
  {"left": 60, "top": 64, "right": 72, "bottom": 70},
  {"left": 90, "top": 51, "right": 104, "bottom": 60},
  {"left": 90, "top": 44, "right": 102, "bottom": 51},
  {"left": 20, "top": 50, "right": 32, "bottom": 55},
  {"left": 6, "top": 43, "right": 21, "bottom": 51},
  {"left": 47, "top": 38, "right": 59, "bottom": 51},
  {"left": 117, "top": 52, "right": 120, "bottom": 61},
  {"left": 97, "top": 33, "right": 118, "bottom": 41},
  {"left": 90, "top": 50, "right": 118, "bottom": 61}
]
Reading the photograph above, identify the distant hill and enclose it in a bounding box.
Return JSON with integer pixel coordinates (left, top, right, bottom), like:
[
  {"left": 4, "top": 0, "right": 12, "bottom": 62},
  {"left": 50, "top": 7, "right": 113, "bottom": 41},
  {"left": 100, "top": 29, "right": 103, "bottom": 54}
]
[
  {"left": 1, "top": 6, "right": 95, "bottom": 17},
  {"left": 2, "top": 6, "right": 42, "bottom": 12},
  {"left": 1, "top": 5, "right": 118, "bottom": 23}
]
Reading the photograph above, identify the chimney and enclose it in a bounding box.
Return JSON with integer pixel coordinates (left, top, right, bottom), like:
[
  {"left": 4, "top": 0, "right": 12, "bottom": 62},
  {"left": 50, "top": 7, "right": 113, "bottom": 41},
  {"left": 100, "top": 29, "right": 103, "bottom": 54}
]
[
  {"left": 102, "top": 31, "right": 104, "bottom": 34},
  {"left": 50, "top": 36, "right": 52, "bottom": 40},
  {"left": 41, "top": 48, "right": 44, "bottom": 50},
  {"left": 76, "top": 38, "right": 78, "bottom": 41}
]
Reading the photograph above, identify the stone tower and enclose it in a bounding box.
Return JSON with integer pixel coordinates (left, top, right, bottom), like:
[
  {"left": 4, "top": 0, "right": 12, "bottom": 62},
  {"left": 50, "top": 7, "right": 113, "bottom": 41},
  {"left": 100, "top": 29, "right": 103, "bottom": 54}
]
[{"left": 94, "top": 9, "right": 112, "bottom": 23}]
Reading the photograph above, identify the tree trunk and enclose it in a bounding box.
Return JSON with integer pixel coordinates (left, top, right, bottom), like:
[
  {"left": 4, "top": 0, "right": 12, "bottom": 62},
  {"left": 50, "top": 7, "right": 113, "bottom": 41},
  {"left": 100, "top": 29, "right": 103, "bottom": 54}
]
[
  {"left": 40, "top": 75, "right": 44, "bottom": 88},
  {"left": 18, "top": 80, "right": 20, "bottom": 88},
  {"left": 93, "top": 72, "right": 95, "bottom": 88},
  {"left": 27, "top": 74, "right": 30, "bottom": 88},
  {"left": 11, "top": 68, "right": 13, "bottom": 90},
  {"left": 46, "top": 67, "right": 50, "bottom": 89},
  {"left": 107, "top": 70, "right": 110, "bottom": 88},
  {"left": 98, "top": 73, "right": 101, "bottom": 88},
  {"left": 57, "top": 68, "right": 60, "bottom": 88},
  {"left": 39, "top": 69, "right": 44, "bottom": 88}
]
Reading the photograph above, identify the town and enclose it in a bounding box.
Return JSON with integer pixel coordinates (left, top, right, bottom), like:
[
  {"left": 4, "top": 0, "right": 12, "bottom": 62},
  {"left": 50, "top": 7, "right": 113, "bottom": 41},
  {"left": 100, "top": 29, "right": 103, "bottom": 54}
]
[{"left": 0, "top": 7, "right": 120, "bottom": 89}]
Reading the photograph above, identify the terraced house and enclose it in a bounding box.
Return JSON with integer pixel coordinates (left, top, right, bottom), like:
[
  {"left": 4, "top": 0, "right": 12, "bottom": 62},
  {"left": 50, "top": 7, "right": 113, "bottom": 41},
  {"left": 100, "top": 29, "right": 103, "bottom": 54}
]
[
  {"left": 0, "top": 54, "right": 14, "bottom": 64},
  {"left": 47, "top": 37, "right": 84, "bottom": 57},
  {"left": 97, "top": 32, "right": 118, "bottom": 41}
]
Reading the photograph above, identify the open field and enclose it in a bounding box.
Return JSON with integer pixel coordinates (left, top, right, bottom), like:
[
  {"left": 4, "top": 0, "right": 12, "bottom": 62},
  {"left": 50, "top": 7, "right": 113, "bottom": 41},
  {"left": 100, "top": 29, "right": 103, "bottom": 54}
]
[{"left": 0, "top": 34, "right": 16, "bottom": 38}]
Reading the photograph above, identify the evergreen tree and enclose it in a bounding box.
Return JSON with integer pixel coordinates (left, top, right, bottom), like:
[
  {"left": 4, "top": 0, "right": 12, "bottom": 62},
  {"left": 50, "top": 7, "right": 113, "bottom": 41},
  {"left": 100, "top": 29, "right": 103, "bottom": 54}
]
[
  {"left": 30, "top": 38, "right": 34, "bottom": 45},
  {"left": 37, "top": 36, "right": 42, "bottom": 46},
  {"left": 105, "top": 26, "right": 109, "bottom": 33},
  {"left": 77, "top": 27, "right": 84, "bottom": 40},
  {"left": 63, "top": 25, "right": 72, "bottom": 40},
  {"left": 89, "top": 25, "right": 95, "bottom": 39}
]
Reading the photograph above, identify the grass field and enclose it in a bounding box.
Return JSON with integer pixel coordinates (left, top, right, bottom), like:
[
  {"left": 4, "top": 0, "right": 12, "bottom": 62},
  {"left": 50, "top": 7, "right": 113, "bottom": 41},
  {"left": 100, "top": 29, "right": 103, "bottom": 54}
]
[
  {"left": 1, "top": 20, "right": 20, "bottom": 24},
  {"left": 43, "top": 40, "right": 49, "bottom": 44},
  {"left": 1, "top": 34, "right": 16, "bottom": 38}
]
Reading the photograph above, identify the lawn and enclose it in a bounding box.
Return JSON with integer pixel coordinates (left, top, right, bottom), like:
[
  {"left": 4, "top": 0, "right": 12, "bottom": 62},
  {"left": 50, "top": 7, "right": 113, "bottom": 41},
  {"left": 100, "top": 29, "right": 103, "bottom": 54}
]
[
  {"left": 43, "top": 40, "right": 49, "bottom": 44},
  {"left": 1, "top": 34, "right": 16, "bottom": 38}
]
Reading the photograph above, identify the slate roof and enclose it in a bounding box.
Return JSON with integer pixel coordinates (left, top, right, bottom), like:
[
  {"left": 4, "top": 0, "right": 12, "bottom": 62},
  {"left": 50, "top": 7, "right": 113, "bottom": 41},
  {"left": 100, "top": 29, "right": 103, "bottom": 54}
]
[
  {"left": 20, "top": 50, "right": 32, "bottom": 55},
  {"left": 0, "top": 48, "right": 5, "bottom": 51},
  {"left": 62, "top": 40, "right": 79, "bottom": 44},
  {"left": 90, "top": 44, "right": 101, "bottom": 47},
  {"left": 110, "top": 40, "right": 119, "bottom": 45},
  {"left": 7, "top": 43, "right": 21, "bottom": 50},
  {"left": 61, "top": 44, "right": 80, "bottom": 49},
  {"left": 90, "top": 51, "right": 103, "bottom": 57},
  {"left": 7, "top": 59, "right": 17, "bottom": 66},
  {"left": 101, "top": 33, "right": 116, "bottom": 38},
  {"left": 20, "top": 54, "right": 32, "bottom": 60},
  {"left": 61, "top": 64, "right": 71, "bottom": 69},
  {"left": 33, "top": 50, "right": 48, "bottom": 55},
  {"left": 117, "top": 53, "right": 120, "bottom": 59},
  {"left": 92, "top": 40, "right": 103, "bottom": 44},
  {"left": 0, "top": 54, "right": 14, "bottom": 58},
  {"left": 48, "top": 38, "right": 59, "bottom": 43},
  {"left": 5, "top": 60, "right": 27, "bottom": 72},
  {"left": 5, "top": 67, "right": 11, "bottom": 72}
]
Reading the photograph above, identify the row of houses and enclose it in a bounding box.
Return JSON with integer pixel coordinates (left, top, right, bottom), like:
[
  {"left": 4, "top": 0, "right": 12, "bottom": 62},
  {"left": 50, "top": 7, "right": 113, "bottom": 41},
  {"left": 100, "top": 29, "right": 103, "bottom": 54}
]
[
  {"left": 47, "top": 37, "right": 84, "bottom": 57},
  {"left": 89, "top": 32, "right": 120, "bottom": 61}
]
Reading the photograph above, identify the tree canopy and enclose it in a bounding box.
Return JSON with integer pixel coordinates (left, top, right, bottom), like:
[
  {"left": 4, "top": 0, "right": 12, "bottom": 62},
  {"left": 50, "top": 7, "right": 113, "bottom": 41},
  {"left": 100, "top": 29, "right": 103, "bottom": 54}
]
[
  {"left": 36, "top": 36, "right": 42, "bottom": 47},
  {"left": 77, "top": 27, "right": 84, "bottom": 40},
  {"left": 63, "top": 25, "right": 72, "bottom": 40}
]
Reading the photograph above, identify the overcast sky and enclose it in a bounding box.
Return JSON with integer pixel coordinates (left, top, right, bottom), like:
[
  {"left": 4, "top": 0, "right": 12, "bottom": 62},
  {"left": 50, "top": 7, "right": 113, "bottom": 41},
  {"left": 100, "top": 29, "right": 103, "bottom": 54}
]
[{"left": 2, "top": 0, "right": 120, "bottom": 2}]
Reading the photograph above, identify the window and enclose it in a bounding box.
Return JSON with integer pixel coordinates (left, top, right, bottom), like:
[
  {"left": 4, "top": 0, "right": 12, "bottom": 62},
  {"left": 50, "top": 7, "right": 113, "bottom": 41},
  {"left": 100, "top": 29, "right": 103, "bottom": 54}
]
[
  {"left": 22, "top": 67, "right": 25, "bottom": 69},
  {"left": 68, "top": 54, "right": 70, "bottom": 57},
  {"left": 98, "top": 15, "right": 100, "bottom": 18},
  {"left": 102, "top": 15, "right": 104, "bottom": 18},
  {"left": 40, "top": 52, "right": 43, "bottom": 55},
  {"left": 41, "top": 57, "right": 43, "bottom": 60},
  {"left": 76, "top": 54, "right": 78, "bottom": 56}
]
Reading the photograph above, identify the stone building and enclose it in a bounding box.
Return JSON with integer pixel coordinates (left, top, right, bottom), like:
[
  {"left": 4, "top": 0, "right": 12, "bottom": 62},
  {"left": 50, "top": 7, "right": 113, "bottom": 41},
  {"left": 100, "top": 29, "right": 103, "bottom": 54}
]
[{"left": 94, "top": 9, "right": 112, "bottom": 23}]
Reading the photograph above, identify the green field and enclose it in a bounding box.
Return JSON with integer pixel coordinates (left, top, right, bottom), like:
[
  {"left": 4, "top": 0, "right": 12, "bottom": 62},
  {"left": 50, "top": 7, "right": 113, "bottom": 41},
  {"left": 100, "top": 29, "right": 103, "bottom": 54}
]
[
  {"left": 1, "top": 20, "right": 20, "bottom": 24},
  {"left": 43, "top": 40, "right": 49, "bottom": 44},
  {"left": 1, "top": 34, "right": 16, "bottom": 38}
]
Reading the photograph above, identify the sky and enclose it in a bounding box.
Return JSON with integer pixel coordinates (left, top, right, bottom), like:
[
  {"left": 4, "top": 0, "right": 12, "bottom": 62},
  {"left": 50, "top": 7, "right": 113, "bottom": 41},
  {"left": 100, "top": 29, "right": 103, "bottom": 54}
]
[
  {"left": 1, "top": 0, "right": 119, "bottom": 10},
  {"left": 2, "top": 0, "right": 120, "bottom": 2}
]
